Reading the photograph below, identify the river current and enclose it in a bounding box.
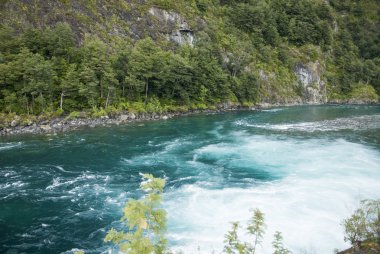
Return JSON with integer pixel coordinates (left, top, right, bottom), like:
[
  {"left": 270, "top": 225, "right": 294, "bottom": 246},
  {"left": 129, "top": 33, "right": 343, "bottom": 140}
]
[{"left": 1, "top": 105, "right": 380, "bottom": 254}]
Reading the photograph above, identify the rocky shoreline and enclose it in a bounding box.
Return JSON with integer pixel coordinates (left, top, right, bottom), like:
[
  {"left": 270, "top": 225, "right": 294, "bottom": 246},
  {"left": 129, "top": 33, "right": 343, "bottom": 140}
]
[
  {"left": 0, "top": 106, "right": 256, "bottom": 136},
  {"left": 1, "top": 101, "right": 378, "bottom": 136}
]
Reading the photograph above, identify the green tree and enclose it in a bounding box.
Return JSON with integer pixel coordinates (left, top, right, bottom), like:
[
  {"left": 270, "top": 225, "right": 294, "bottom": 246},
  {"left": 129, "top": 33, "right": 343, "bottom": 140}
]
[
  {"left": 81, "top": 36, "right": 117, "bottom": 103},
  {"left": 272, "top": 231, "right": 292, "bottom": 254},
  {"left": 113, "top": 48, "right": 132, "bottom": 98},
  {"left": 223, "top": 209, "right": 267, "bottom": 254},
  {"left": 190, "top": 48, "right": 230, "bottom": 103},
  {"left": 159, "top": 53, "right": 194, "bottom": 103},
  {"left": 104, "top": 174, "right": 168, "bottom": 254},
  {"left": 343, "top": 199, "right": 380, "bottom": 246},
  {"left": 128, "top": 38, "right": 163, "bottom": 104},
  {"left": 224, "top": 222, "right": 246, "bottom": 254},
  {"left": 50, "top": 22, "right": 76, "bottom": 60},
  {"left": 59, "top": 64, "right": 80, "bottom": 111},
  {"left": 0, "top": 25, "right": 21, "bottom": 57},
  {"left": 78, "top": 64, "right": 99, "bottom": 108},
  {"left": 9, "top": 48, "right": 57, "bottom": 114},
  {"left": 246, "top": 209, "right": 266, "bottom": 254}
]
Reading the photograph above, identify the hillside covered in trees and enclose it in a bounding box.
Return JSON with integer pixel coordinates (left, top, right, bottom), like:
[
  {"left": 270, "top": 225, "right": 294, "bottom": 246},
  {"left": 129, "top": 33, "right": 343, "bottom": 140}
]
[{"left": 0, "top": 0, "right": 379, "bottom": 121}]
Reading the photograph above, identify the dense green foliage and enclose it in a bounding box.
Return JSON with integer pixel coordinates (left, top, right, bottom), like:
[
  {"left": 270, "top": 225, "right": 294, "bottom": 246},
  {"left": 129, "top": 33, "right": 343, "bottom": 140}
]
[
  {"left": 0, "top": 0, "right": 378, "bottom": 119},
  {"left": 327, "top": 0, "right": 380, "bottom": 97},
  {"left": 0, "top": 23, "right": 233, "bottom": 116}
]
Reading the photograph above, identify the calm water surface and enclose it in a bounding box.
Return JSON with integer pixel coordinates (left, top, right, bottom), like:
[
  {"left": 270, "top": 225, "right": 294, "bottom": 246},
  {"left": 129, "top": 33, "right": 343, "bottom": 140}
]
[{"left": 1, "top": 105, "right": 380, "bottom": 254}]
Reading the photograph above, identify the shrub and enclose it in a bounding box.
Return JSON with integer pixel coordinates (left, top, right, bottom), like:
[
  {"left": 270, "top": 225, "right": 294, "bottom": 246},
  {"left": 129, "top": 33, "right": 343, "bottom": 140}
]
[
  {"left": 66, "top": 111, "right": 80, "bottom": 120},
  {"left": 91, "top": 107, "right": 107, "bottom": 118},
  {"left": 105, "top": 105, "right": 120, "bottom": 118},
  {"left": 349, "top": 84, "right": 379, "bottom": 103},
  {"left": 104, "top": 174, "right": 168, "bottom": 254},
  {"left": 128, "top": 102, "right": 146, "bottom": 114},
  {"left": 343, "top": 199, "right": 380, "bottom": 246},
  {"left": 146, "top": 97, "right": 163, "bottom": 113}
]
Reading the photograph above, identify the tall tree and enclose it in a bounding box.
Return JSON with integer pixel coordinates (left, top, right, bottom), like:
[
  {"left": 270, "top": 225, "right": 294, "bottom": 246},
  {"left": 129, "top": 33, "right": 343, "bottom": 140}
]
[
  {"left": 59, "top": 64, "right": 80, "bottom": 111},
  {"left": 128, "top": 38, "right": 163, "bottom": 104},
  {"left": 81, "top": 36, "right": 117, "bottom": 103}
]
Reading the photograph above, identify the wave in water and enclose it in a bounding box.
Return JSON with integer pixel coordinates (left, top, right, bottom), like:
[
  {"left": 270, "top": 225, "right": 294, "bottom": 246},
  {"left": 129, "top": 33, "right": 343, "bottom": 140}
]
[{"left": 236, "top": 114, "right": 380, "bottom": 132}]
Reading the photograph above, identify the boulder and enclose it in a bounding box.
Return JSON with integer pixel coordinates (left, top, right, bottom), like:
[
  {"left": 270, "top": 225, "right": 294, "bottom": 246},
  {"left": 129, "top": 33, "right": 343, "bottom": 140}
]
[
  {"left": 128, "top": 113, "right": 136, "bottom": 120},
  {"left": 120, "top": 114, "right": 129, "bottom": 122},
  {"left": 40, "top": 125, "right": 52, "bottom": 131}
]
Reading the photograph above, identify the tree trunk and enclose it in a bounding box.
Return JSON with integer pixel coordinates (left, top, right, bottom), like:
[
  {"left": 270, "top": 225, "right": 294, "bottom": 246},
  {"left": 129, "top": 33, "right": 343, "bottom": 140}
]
[
  {"left": 144, "top": 81, "right": 149, "bottom": 105},
  {"left": 60, "top": 92, "right": 64, "bottom": 110},
  {"left": 100, "top": 79, "right": 103, "bottom": 98},
  {"left": 31, "top": 94, "right": 34, "bottom": 114},
  {"left": 105, "top": 89, "right": 111, "bottom": 108},
  {"left": 232, "top": 68, "right": 237, "bottom": 77},
  {"left": 26, "top": 100, "right": 29, "bottom": 115}
]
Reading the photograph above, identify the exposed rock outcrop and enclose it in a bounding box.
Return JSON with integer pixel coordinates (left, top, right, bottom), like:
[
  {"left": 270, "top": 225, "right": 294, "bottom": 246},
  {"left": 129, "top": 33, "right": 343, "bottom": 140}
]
[
  {"left": 295, "top": 61, "right": 327, "bottom": 104},
  {"left": 149, "top": 7, "right": 194, "bottom": 46}
]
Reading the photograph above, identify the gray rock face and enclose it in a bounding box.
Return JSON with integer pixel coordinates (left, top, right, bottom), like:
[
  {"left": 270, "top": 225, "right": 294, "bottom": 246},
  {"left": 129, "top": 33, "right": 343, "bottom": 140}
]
[
  {"left": 149, "top": 7, "right": 194, "bottom": 46},
  {"left": 295, "top": 61, "right": 327, "bottom": 104},
  {"left": 170, "top": 30, "right": 194, "bottom": 46}
]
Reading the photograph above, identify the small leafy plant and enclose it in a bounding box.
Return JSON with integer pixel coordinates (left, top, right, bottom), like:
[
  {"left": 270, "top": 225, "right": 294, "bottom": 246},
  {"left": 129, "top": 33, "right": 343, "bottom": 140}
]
[{"left": 104, "top": 174, "right": 168, "bottom": 254}]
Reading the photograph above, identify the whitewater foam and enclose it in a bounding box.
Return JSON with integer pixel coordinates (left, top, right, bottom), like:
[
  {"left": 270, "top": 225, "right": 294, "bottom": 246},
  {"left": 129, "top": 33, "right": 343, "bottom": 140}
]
[{"left": 164, "top": 135, "right": 380, "bottom": 254}]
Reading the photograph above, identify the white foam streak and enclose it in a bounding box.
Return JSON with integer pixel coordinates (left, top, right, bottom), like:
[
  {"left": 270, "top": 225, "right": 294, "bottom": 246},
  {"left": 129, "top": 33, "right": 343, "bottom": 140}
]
[
  {"left": 0, "top": 142, "right": 23, "bottom": 151},
  {"left": 0, "top": 180, "right": 26, "bottom": 190},
  {"left": 262, "top": 108, "right": 284, "bottom": 112},
  {"left": 237, "top": 115, "right": 380, "bottom": 132},
  {"left": 54, "top": 165, "right": 73, "bottom": 173}
]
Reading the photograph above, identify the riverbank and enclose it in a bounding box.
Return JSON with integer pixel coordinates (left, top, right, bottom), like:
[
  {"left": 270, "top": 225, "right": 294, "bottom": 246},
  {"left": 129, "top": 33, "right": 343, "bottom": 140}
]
[
  {"left": 0, "top": 105, "right": 256, "bottom": 136},
  {"left": 1, "top": 101, "right": 378, "bottom": 136}
]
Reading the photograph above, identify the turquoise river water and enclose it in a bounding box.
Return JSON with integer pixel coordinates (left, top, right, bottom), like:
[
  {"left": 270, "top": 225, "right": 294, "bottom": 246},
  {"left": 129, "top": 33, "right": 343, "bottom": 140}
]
[{"left": 1, "top": 105, "right": 380, "bottom": 254}]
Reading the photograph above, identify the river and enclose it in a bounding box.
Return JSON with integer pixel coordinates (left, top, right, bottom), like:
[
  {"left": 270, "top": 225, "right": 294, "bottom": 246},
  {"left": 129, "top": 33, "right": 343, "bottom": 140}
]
[{"left": 1, "top": 105, "right": 380, "bottom": 254}]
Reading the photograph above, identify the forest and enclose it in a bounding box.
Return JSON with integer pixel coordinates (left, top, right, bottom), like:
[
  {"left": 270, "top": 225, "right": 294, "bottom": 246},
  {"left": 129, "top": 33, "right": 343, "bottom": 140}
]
[{"left": 0, "top": 0, "right": 379, "bottom": 121}]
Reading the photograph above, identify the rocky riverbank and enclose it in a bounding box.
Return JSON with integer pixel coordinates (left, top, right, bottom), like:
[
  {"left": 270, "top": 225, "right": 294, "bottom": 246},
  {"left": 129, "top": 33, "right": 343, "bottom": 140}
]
[
  {"left": 0, "top": 106, "right": 253, "bottom": 136},
  {"left": 2, "top": 101, "right": 378, "bottom": 136}
]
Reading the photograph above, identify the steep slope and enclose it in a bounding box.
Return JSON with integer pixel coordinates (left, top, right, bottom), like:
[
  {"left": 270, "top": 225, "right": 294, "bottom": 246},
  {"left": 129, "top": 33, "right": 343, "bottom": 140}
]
[{"left": 0, "top": 0, "right": 379, "bottom": 122}]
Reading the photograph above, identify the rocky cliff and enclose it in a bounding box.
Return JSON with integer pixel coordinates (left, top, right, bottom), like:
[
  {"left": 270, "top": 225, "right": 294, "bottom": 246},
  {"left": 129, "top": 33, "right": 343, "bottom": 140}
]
[{"left": 295, "top": 61, "right": 327, "bottom": 104}]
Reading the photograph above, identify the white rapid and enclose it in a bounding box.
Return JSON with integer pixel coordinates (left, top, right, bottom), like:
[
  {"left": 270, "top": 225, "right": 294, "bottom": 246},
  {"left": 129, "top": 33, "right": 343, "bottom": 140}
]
[{"left": 164, "top": 134, "right": 380, "bottom": 254}]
